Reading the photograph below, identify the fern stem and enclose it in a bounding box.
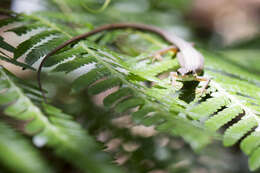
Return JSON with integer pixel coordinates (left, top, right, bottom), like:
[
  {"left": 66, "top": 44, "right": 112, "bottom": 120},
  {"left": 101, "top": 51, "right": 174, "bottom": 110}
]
[
  {"left": 81, "top": 0, "right": 111, "bottom": 13},
  {"left": 51, "top": 0, "right": 72, "bottom": 14}
]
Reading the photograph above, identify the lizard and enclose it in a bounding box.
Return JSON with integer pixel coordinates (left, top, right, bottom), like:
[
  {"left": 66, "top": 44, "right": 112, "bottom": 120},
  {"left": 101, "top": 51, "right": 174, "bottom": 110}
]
[{"left": 37, "top": 23, "right": 210, "bottom": 100}]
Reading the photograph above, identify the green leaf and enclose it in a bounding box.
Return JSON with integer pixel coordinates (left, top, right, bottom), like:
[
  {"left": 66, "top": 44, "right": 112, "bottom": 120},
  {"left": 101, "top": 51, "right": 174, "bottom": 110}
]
[
  {"left": 0, "top": 121, "right": 53, "bottom": 173},
  {"left": 103, "top": 87, "right": 133, "bottom": 107},
  {"left": 0, "top": 36, "right": 15, "bottom": 52},
  {"left": 0, "top": 66, "right": 123, "bottom": 173},
  {"left": 114, "top": 97, "right": 144, "bottom": 113},
  {"left": 2, "top": 10, "right": 260, "bottom": 171},
  {"left": 6, "top": 23, "right": 46, "bottom": 36},
  {"left": 25, "top": 34, "right": 67, "bottom": 65},
  {"left": 187, "top": 95, "right": 230, "bottom": 120},
  {"left": 43, "top": 46, "right": 85, "bottom": 67},
  {"left": 241, "top": 131, "right": 260, "bottom": 156},
  {"left": 72, "top": 67, "right": 111, "bottom": 91},
  {"left": 14, "top": 30, "right": 67, "bottom": 65},
  {"left": 0, "top": 17, "right": 20, "bottom": 28},
  {"left": 249, "top": 147, "right": 260, "bottom": 171},
  {"left": 88, "top": 77, "right": 122, "bottom": 95},
  {"left": 54, "top": 55, "right": 97, "bottom": 73},
  {"left": 223, "top": 116, "right": 258, "bottom": 146},
  {"left": 205, "top": 105, "right": 243, "bottom": 132},
  {"left": 0, "top": 55, "right": 35, "bottom": 70}
]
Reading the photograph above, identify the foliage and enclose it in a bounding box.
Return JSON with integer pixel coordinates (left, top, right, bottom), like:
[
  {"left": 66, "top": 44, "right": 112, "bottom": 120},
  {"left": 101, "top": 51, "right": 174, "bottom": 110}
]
[
  {"left": 0, "top": 66, "right": 122, "bottom": 173},
  {"left": 0, "top": 1, "right": 260, "bottom": 172},
  {"left": 0, "top": 121, "right": 53, "bottom": 173}
]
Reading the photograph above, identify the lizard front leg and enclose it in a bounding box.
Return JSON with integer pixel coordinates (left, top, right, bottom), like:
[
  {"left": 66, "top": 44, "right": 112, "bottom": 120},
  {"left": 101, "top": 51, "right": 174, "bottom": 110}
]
[
  {"left": 194, "top": 74, "right": 211, "bottom": 94},
  {"left": 151, "top": 45, "right": 178, "bottom": 62},
  {"left": 169, "top": 72, "right": 179, "bottom": 86}
]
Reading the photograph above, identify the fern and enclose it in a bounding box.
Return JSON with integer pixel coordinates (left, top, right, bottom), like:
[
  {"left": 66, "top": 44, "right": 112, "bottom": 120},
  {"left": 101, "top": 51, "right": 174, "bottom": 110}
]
[
  {"left": 0, "top": 36, "right": 15, "bottom": 52},
  {"left": 0, "top": 66, "right": 123, "bottom": 173},
  {"left": 0, "top": 54, "right": 35, "bottom": 70},
  {"left": 0, "top": 121, "right": 53, "bottom": 173},
  {"left": 1, "top": 9, "right": 260, "bottom": 171},
  {"left": 0, "top": 13, "right": 212, "bottom": 148}
]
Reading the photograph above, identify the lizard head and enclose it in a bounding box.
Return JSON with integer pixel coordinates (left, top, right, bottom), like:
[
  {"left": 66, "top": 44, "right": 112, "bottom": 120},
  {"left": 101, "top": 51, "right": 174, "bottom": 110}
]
[{"left": 176, "top": 68, "right": 203, "bottom": 81}]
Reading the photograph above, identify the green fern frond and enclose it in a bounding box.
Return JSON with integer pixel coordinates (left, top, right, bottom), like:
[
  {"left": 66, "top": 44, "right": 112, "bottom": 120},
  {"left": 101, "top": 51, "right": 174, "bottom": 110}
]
[
  {"left": 187, "top": 95, "right": 230, "bottom": 120},
  {"left": 0, "top": 15, "right": 212, "bottom": 150},
  {"left": 0, "top": 17, "right": 21, "bottom": 28},
  {"left": 0, "top": 34, "right": 35, "bottom": 70},
  {"left": 0, "top": 121, "right": 54, "bottom": 173},
  {"left": 95, "top": 30, "right": 260, "bottom": 171},
  {"left": 0, "top": 36, "right": 15, "bottom": 52},
  {"left": 53, "top": 54, "right": 97, "bottom": 73},
  {"left": 42, "top": 46, "right": 85, "bottom": 67},
  {"left": 205, "top": 105, "right": 243, "bottom": 132},
  {"left": 0, "top": 55, "right": 35, "bottom": 70},
  {"left": 1, "top": 11, "right": 260, "bottom": 171},
  {"left": 224, "top": 116, "right": 257, "bottom": 146},
  {"left": 118, "top": 30, "right": 260, "bottom": 170},
  {"left": 5, "top": 23, "right": 46, "bottom": 36},
  {"left": 14, "top": 30, "right": 67, "bottom": 63},
  {"left": 0, "top": 66, "right": 123, "bottom": 173}
]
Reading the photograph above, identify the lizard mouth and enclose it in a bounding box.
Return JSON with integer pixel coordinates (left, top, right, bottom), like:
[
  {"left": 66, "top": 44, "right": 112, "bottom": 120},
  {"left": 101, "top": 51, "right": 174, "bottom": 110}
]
[{"left": 172, "top": 72, "right": 194, "bottom": 81}]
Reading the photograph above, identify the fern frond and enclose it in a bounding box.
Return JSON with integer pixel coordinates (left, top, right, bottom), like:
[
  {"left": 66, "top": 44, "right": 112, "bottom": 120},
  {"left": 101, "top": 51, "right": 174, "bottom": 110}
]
[
  {"left": 0, "top": 15, "right": 215, "bottom": 151},
  {"left": 14, "top": 30, "right": 67, "bottom": 63},
  {"left": 223, "top": 116, "right": 257, "bottom": 146},
  {"left": 0, "top": 17, "right": 21, "bottom": 28},
  {"left": 205, "top": 105, "right": 243, "bottom": 132},
  {"left": 0, "top": 55, "right": 35, "bottom": 70},
  {"left": 203, "top": 64, "right": 260, "bottom": 171},
  {"left": 0, "top": 66, "right": 123, "bottom": 173},
  {"left": 53, "top": 54, "right": 97, "bottom": 73},
  {"left": 43, "top": 46, "right": 85, "bottom": 67},
  {"left": 5, "top": 23, "right": 46, "bottom": 36},
  {"left": 0, "top": 121, "right": 54, "bottom": 173},
  {"left": 98, "top": 31, "right": 260, "bottom": 171},
  {"left": 2, "top": 11, "right": 260, "bottom": 171},
  {"left": 0, "top": 36, "right": 15, "bottom": 52},
  {"left": 187, "top": 95, "right": 230, "bottom": 120}
]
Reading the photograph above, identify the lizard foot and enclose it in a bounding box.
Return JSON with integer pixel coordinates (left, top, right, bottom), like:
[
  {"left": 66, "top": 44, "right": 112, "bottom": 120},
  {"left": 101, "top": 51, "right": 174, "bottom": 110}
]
[
  {"left": 194, "top": 76, "right": 211, "bottom": 95},
  {"left": 170, "top": 72, "right": 181, "bottom": 87}
]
